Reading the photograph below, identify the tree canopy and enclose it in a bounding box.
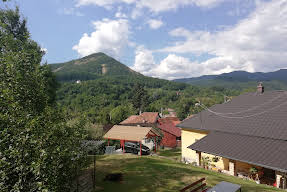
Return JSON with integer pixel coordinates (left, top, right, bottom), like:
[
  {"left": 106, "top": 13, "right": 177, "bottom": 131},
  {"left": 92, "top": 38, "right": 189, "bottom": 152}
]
[{"left": 0, "top": 7, "right": 87, "bottom": 191}]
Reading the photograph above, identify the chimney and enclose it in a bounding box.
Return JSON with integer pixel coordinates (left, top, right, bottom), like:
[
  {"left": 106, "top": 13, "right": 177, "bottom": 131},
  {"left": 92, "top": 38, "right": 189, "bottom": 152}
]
[{"left": 257, "top": 82, "right": 264, "bottom": 94}]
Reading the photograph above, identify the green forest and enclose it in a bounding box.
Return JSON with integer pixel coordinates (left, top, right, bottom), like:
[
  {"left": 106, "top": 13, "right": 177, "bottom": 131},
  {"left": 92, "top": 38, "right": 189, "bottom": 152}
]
[{"left": 56, "top": 74, "right": 244, "bottom": 123}]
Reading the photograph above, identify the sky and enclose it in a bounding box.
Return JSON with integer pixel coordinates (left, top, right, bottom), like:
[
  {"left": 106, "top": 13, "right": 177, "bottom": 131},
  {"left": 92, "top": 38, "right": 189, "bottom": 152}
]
[{"left": 2, "top": 0, "right": 287, "bottom": 80}]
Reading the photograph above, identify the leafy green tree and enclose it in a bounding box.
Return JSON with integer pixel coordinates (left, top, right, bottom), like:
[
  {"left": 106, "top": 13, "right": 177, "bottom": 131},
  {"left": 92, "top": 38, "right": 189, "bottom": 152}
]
[
  {"left": 110, "top": 104, "right": 135, "bottom": 124},
  {"left": 132, "top": 84, "right": 150, "bottom": 113},
  {"left": 0, "top": 7, "right": 87, "bottom": 191},
  {"left": 176, "top": 97, "right": 196, "bottom": 120}
]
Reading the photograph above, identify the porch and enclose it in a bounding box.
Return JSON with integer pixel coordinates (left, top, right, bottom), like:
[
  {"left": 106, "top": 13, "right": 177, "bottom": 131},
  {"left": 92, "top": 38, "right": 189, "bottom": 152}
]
[{"left": 188, "top": 131, "right": 287, "bottom": 189}]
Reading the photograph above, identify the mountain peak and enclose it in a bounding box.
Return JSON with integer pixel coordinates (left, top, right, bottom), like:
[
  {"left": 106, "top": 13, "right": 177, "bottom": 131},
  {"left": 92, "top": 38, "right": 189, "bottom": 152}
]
[
  {"left": 81, "top": 52, "right": 107, "bottom": 59},
  {"left": 49, "top": 52, "right": 140, "bottom": 82}
]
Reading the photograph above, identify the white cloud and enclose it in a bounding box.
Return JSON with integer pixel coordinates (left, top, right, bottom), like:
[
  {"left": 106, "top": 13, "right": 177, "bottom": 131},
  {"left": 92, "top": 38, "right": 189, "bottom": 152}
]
[
  {"left": 41, "top": 48, "right": 48, "bottom": 53},
  {"left": 115, "top": 6, "right": 128, "bottom": 18},
  {"left": 115, "top": 11, "right": 127, "bottom": 18},
  {"left": 73, "top": 18, "right": 130, "bottom": 58},
  {"left": 131, "top": 8, "right": 142, "bottom": 19},
  {"left": 135, "top": 0, "right": 225, "bottom": 13},
  {"left": 131, "top": 51, "right": 236, "bottom": 80},
  {"left": 130, "top": 0, "right": 225, "bottom": 18},
  {"left": 76, "top": 0, "right": 226, "bottom": 14},
  {"left": 132, "top": 46, "right": 155, "bottom": 75},
  {"left": 75, "top": 0, "right": 226, "bottom": 20},
  {"left": 61, "top": 7, "right": 84, "bottom": 16},
  {"left": 227, "top": 0, "right": 255, "bottom": 17},
  {"left": 147, "top": 19, "right": 164, "bottom": 29},
  {"left": 149, "top": 54, "right": 200, "bottom": 80},
  {"left": 131, "top": 44, "right": 240, "bottom": 80},
  {"left": 157, "top": 0, "right": 287, "bottom": 77},
  {"left": 76, "top": 0, "right": 135, "bottom": 8}
]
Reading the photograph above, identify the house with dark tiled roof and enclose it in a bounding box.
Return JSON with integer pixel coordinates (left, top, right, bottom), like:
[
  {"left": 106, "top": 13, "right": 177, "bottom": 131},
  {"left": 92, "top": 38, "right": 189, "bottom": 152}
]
[
  {"left": 177, "top": 84, "right": 287, "bottom": 189},
  {"left": 157, "top": 117, "right": 181, "bottom": 148}
]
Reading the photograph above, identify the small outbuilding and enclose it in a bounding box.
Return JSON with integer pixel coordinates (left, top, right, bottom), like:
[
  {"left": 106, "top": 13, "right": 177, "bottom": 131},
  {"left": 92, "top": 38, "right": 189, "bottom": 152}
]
[
  {"left": 157, "top": 117, "right": 181, "bottom": 148},
  {"left": 103, "top": 125, "right": 160, "bottom": 155}
]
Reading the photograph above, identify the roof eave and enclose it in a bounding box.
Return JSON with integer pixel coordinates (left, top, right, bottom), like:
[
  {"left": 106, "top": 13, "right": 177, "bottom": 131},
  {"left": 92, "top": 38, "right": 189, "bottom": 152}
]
[{"left": 188, "top": 146, "right": 287, "bottom": 173}]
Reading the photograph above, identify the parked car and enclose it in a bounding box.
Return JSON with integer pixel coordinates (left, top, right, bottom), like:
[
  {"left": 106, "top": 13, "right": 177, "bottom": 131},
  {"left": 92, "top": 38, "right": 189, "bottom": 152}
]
[{"left": 123, "top": 142, "right": 150, "bottom": 155}]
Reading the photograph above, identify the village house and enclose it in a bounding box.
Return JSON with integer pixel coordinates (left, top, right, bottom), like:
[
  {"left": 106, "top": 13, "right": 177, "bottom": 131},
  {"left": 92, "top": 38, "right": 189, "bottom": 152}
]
[
  {"left": 120, "top": 112, "right": 160, "bottom": 149},
  {"left": 177, "top": 84, "right": 287, "bottom": 189},
  {"left": 120, "top": 113, "right": 182, "bottom": 149},
  {"left": 157, "top": 117, "right": 181, "bottom": 148}
]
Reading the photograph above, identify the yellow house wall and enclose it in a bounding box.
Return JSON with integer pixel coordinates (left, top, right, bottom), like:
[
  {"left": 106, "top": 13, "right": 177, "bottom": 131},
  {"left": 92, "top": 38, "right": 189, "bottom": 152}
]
[
  {"left": 181, "top": 129, "right": 229, "bottom": 170},
  {"left": 181, "top": 129, "right": 208, "bottom": 162},
  {"left": 201, "top": 154, "right": 229, "bottom": 170},
  {"left": 181, "top": 129, "right": 263, "bottom": 172}
]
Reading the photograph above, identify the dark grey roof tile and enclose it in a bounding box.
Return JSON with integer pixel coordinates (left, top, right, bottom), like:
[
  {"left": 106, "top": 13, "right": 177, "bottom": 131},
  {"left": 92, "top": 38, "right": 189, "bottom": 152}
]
[{"left": 178, "top": 91, "right": 287, "bottom": 140}]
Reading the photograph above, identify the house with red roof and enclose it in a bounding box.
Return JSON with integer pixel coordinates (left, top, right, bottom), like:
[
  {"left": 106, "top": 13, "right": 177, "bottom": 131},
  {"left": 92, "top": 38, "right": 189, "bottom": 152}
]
[
  {"left": 120, "top": 112, "right": 159, "bottom": 127},
  {"left": 157, "top": 117, "right": 181, "bottom": 148},
  {"left": 120, "top": 112, "right": 160, "bottom": 149},
  {"left": 120, "top": 113, "right": 181, "bottom": 149}
]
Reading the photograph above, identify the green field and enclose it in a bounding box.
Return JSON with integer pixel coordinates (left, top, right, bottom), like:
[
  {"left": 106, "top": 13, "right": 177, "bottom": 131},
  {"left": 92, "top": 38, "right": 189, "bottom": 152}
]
[{"left": 83, "top": 154, "right": 282, "bottom": 192}]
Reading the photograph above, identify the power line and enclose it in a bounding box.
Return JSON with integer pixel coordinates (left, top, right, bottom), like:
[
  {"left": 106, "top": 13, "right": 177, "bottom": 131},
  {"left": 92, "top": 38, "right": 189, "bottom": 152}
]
[
  {"left": 201, "top": 92, "right": 286, "bottom": 115},
  {"left": 198, "top": 96, "right": 287, "bottom": 119}
]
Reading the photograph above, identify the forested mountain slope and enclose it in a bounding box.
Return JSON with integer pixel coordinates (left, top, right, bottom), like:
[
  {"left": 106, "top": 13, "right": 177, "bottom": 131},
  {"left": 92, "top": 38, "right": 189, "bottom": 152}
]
[
  {"left": 174, "top": 70, "right": 287, "bottom": 90},
  {"left": 50, "top": 52, "right": 142, "bottom": 82}
]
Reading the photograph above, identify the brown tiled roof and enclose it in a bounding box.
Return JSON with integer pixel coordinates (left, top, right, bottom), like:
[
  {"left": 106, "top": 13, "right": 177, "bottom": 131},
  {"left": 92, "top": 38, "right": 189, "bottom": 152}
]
[
  {"left": 178, "top": 91, "right": 287, "bottom": 140},
  {"left": 189, "top": 131, "right": 287, "bottom": 172},
  {"left": 120, "top": 115, "right": 144, "bottom": 124},
  {"left": 120, "top": 112, "right": 159, "bottom": 125},
  {"left": 158, "top": 117, "right": 181, "bottom": 137},
  {"left": 140, "top": 112, "right": 159, "bottom": 124},
  {"left": 103, "top": 125, "right": 159, "bottom": 141}
]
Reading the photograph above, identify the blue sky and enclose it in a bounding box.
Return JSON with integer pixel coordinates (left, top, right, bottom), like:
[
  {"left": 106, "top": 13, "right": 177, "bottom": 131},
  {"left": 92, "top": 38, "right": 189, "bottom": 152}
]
[{"left": 2, "top": 0, "right": 287, "bottom": 80}]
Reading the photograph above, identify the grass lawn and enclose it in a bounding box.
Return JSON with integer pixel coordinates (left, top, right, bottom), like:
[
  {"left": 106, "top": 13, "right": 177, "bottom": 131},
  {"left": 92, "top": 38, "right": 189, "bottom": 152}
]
[
  {"left": 157, "top": 148, "right": 181, "bottom": 157},
  {"left": 88, "top": 154, "right": 283, "bottom": 192}
]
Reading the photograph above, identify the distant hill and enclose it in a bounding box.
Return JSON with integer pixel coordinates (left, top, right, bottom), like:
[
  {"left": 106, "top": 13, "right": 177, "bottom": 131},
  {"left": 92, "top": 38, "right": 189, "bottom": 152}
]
[
  {"left": 49, "top": 52, "right": 188, "bottom": 91},
  {"left": 174, "top": 70, "right": 287, "bottom": 90},
  {"left": 50, "top": 52, "right": 142, "bottom": 82}
]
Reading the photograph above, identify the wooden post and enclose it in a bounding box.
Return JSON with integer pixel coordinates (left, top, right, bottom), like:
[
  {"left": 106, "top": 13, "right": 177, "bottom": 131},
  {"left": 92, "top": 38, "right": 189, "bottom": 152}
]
[
  {"left": 276, "top": 172, "right": 282, "bottom": 189},
  {"left": 282, "top": 176, "right": 286, "bottom": 189},
  {"left": 155, "top": 137, "right": 157, "bottom": 153},
  {"left": 140, "top": 141, "right": 142, "bottom": 156},
  {"left": 153, "top": 137, "right": 155, "bottom": 152},
  {"left": 229, "top": 160, "right": 237, "bottom": 176},
  {"left": 123, "top": 140, "right": 125, "bottom": 153},
  {"left": 196, "top": 151, "right": 201, "bottom": 166}
]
